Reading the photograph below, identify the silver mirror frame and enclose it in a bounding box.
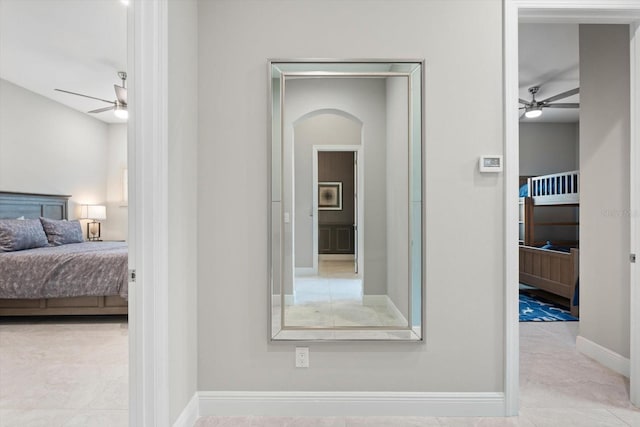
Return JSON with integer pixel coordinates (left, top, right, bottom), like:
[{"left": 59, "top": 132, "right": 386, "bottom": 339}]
[{"left": 268, "top": 59, "right": 425, "bottom": 342}]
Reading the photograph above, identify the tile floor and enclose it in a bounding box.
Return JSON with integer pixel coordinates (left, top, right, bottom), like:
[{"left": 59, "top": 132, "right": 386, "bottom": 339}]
[
  {"left": 0, "top": 316, "right": 128, "bottom": 427},
  {"left": 285, "top": 260, "right": 408, "bottom": 328},
  {"left": 2, "top": 314, "right": 639, "bottom": 426},
  {"left": 197, "top": 322, "right": 640, "bottom": 426}
]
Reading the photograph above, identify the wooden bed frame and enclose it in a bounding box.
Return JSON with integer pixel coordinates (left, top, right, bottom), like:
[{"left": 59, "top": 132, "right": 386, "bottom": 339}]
[
  {"left": 519, "top": 246, "right": 579, "bottom": 317},
  {"left": 519, "top": 171, "right": 580, "bottom": 317},
  {"left": 0, "top": 191, "right": 128, "bottom": 316}
]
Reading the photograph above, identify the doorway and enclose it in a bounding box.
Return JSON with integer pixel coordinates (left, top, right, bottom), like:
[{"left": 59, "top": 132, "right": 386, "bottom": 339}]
[
  {"left": 504, "top": 0, "right": 640, "bottom": 415},
  {"left": 315, "top": 150, "right": 359, "bottom": 276}
]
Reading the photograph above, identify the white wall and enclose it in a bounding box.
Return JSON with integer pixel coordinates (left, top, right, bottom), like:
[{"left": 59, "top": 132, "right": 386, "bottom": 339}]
[
  {"left": 579, "top": 25, "right": 630, "bottom": 359},
  {"left": 519, "top": 122, "right": 578, "bottom": 176},
  {"left": 104, "top": 123, "right": 128, "bottom": 241},
  {"left": 0, "top": 78, "right": 108, "bottom": 219},
  {"left": 168, "top": 0, "right": 199, "bottom": 423},
  {"left": 198, "top": 0, "right": 503, "bottom": 393}
]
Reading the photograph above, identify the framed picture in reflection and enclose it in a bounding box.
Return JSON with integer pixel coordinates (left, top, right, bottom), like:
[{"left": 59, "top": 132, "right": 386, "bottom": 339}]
[{"left": 318, "top": 182, "right": 342, "bottom": 210}]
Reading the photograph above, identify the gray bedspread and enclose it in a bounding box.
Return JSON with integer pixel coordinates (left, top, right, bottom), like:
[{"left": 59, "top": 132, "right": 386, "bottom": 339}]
[{"left": 0, "top": 242, "right": 128, "bottom": 299}]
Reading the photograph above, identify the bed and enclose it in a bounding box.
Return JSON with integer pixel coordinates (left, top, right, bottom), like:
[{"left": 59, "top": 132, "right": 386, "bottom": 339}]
[
  {"left": 0, "top": 191, "right": 128, "bottom": 316},
  {"left": 519, "top": 171, "right": 580, "bottom": 316}
]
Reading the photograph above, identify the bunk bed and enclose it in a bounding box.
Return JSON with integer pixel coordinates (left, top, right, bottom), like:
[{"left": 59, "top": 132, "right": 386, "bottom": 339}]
[{"left": 519, "top": 171, "right": 580, "bottom": 316}]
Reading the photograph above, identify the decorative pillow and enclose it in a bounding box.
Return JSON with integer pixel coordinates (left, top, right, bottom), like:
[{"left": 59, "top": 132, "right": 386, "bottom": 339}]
[
  {"left": 39, "top": 217, "right": 84, "bottom": 246},
  {"left": 0, "top": 218, "right": 49, "bottom": 252}
]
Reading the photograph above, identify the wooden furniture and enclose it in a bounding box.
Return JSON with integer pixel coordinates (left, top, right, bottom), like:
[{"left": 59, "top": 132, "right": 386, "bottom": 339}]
[
  {"left": 521, "top": 171, "right": 579, "bottom": 246},
  {"left": 0, "top": 191, "right": 128, "bottom": 316},
  {"left": 318, "top": 223, "right": 354, "bottom": 254},
  {"left": 519, "top": 246, "right": 579, "bottom": 317},
  {"left": 518, "top": 171, "right": 580, "bottom": 316}
]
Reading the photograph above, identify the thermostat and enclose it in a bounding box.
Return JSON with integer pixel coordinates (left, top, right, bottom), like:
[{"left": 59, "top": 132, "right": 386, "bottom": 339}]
[{"left": 479, "top": 155, "right": 503, "bottom": 173}]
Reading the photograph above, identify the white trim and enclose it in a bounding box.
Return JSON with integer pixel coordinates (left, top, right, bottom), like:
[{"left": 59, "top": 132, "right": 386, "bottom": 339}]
[
  {"left": 503, "top": 0, "right": 521, "bottom": 417},
  {"left": 172, "top": 392, "right": 200, "bottom": 427},
  {"left": 577, "top": 336, "right": 631, "bottom": 378},
  {"left": 505, "top": 0, "right": 640, "bottom": 416},
  {"left": 196, "top": 391, "right": 505, "bottom": 417},
  {"left": 130, "top": 0, "right": 170, "bottom": 425},
  {"left": 630, "top": 21, "right": 640, "bottom": 405}
]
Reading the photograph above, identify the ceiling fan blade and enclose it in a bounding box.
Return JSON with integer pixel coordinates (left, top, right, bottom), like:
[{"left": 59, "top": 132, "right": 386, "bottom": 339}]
[
  {"left": 539, "top": 87, "right": 579, "bottom": 104},
  {"left": 88, "top": 106, "right": 116, "bottom": 114},
  {"left": 519, "top": 98, "right": 529, "bottom": 105},
  {"left": 545, "top": 103, "right": 580, "bottom": 109},
  {"left": 114, "top": 85, "right": 127, "bottom": 104},
  {"left": 54, "top": 88, "right": 115, "bottom": 104},
  {"left": 519, "top": 111, "right": 526, "bottom": 119}
]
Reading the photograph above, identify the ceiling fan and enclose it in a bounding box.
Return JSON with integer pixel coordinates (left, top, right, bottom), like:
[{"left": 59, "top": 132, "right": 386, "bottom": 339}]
[
  {"left": 519, "top": 86, "right": 579, "bottom": 119},
  {"left": 55, "top": 71, "right": 128, "bottom": 120}
]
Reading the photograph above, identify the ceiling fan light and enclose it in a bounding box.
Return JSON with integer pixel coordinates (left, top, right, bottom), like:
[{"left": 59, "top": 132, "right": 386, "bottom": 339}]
[
  {"left": 114, "top": 106, "right": 128, "bottom": 120},
  {"left": 524, "top": 106, "right": 542, "bottom": 118}
]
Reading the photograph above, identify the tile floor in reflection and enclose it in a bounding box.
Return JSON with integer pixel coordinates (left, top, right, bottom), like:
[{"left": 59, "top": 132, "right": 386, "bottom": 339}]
[
  {"left": 284, "top": 260, "right": 408, "bottom": 328},
  {"left": 0, "top": 316, "right": 128, "bottom": 427}
]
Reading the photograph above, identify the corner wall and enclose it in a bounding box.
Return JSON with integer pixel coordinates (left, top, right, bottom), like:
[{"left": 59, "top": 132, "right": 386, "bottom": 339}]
[
  {"left": 198, "top": 0, "right": 504, "bottom": 397},
  {"left": 168, "top": 0, "right": 199, "bottom": 423},
  {"left": 579, "top": 24, "right": 631, "bottom": 359}
]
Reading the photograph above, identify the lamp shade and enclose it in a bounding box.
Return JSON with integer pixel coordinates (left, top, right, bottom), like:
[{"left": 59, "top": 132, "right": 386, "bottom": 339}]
[{"left": 80, "top": 205, "right": 107, "bottom": 220}]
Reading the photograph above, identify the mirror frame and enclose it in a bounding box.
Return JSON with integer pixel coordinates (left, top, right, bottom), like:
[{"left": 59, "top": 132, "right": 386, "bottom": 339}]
[{"left": 268, "top": 59, "right": 425, "bottom": 342}]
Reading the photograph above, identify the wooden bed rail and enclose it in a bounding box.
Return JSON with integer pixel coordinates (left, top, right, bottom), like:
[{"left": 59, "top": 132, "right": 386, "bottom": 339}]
[
  {"left": 528, "top": 170, "right": 579, "bottom": 205},
  {"left": 519, "top": 246, "right": 579, "bottom": 317}
]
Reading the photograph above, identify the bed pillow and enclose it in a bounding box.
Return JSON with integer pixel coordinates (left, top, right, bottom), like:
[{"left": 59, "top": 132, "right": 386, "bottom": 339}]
[
  {"left": 0, "top": 218, "right": 49, "bottom": 252},
  {"left": 519, "top": 183, "right": 529, "bottom": 197},
  {"left": 39, "top": 217, "right": 84, "bottom": 246}
]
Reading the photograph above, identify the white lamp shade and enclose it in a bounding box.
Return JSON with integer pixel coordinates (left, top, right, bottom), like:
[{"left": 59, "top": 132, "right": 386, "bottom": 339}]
[{"left": 81, "top": 205, "right": 107, "bottom": 220}]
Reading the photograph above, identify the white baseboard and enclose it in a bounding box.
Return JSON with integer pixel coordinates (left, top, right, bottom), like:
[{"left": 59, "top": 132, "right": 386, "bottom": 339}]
[
  {"left": 295, "top": 267, "right": 316, "bottom": 276},
  {"left": 576, "top": 335, "right": 630, "bottom": 378},
  {"left": 172, "top": 392, "right": 199, "bottom": 427},
  {"left": 319, "top": 254, "right": 355, "bottom": 261},
  {"left": 196, "top": 391, "right": 505, "bottom": 417}
]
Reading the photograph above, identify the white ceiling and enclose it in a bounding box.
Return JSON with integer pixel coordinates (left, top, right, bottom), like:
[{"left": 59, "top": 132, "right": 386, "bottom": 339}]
[
  {"left": 0, "top": 2, "right": 575, "bottom": 125},
  {"left": 0, "top": 0, "right": 128, "bottom": 124},
  {"left": 519, "top": 23, "right": 580, "bottom": 123}
]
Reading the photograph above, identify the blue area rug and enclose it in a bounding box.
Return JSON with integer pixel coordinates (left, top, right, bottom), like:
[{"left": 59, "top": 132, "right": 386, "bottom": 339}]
[{"left": 519, "top": 292, "right": 578, "bottom": 322}]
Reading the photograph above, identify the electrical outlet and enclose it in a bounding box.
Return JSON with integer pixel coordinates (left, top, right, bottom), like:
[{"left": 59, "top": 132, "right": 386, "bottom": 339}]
[{"left": 295, "top": 347, "right": 309, "bottom": 368}]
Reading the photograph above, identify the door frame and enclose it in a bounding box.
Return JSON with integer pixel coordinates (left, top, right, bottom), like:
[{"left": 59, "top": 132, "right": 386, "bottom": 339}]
[
  {"left": 312, "top": 145, "right": 364, "bottom": 276},
  {"left": 504, "top": 0, "right": 640, "bottom": 415},
  {"left": 129, "top": 0, "right": 171, "bottom": 425}
]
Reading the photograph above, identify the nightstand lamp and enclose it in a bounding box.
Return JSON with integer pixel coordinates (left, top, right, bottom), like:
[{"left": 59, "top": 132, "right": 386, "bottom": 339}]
[{"left": 80, "top": 205, "right": 106, "bottom": 241}]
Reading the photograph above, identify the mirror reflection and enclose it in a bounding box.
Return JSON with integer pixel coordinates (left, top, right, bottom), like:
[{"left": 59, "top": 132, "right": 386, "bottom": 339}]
[{"left": 270, "top": 60, "right": 423, "bottom": 341}]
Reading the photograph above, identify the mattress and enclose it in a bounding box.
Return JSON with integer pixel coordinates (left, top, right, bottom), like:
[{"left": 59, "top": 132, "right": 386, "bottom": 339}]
[{"left": 0, "top": 241, "right": 128, "bottom": 299}]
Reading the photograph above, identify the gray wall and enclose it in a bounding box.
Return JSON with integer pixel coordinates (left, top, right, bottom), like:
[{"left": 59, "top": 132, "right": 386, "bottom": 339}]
[
  {"left": 0, "top": 78, "right": 129, "bottom": 239},
  {"left": 168, "top": 0, "right": 198, "bottom": 422},
  {"left": 318, "top": 151, "right": 355, "bottom": 229},
  {"left": 198, "top": 0, "right": 503, "bottom": 392},
  {"left": 579, "top": 25, "right": 631, "bottom": 358},
  {"left": 386, "top": 76, "right": 409, "bottom": 318},
  {"left": 519, "top": 123, "right": 578, "bottom": 176}
]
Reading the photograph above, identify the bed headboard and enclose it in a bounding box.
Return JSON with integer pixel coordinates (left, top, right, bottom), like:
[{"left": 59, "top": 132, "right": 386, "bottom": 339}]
[{"left": 0, "top": 192, "right": 70, "bottom": 220}]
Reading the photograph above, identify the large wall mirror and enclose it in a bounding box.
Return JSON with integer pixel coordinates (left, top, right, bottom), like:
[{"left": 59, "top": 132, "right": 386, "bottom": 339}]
[{"left": 269, "top": 60, "right": 424, "bottom": 341}]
